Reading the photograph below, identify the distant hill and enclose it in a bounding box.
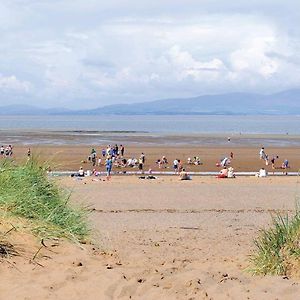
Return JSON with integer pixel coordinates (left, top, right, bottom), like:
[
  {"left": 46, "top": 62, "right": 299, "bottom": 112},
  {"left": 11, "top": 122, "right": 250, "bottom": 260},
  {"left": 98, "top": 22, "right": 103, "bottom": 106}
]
[
  {"left": 0, "top": 104, "right": 71, "bottom": 115},
  {"left": 75, "top": 89, "right": 300, "bottom": 115},
  {"left": 1, "top": 89, "right": 300, "bottom": 115}
]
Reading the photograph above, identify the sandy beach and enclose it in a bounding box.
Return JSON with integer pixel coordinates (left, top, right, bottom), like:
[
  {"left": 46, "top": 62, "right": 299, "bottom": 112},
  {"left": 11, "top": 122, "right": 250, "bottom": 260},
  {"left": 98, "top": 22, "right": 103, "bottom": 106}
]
[
  {"left": 9, "top": 144, "right": 300, "bottom": 173},
  {"left": 1, "top": 175, "right": 300, "bottom": 299},
  {"left": 1, "top": 132, "right": 300, "bottom": 299}
]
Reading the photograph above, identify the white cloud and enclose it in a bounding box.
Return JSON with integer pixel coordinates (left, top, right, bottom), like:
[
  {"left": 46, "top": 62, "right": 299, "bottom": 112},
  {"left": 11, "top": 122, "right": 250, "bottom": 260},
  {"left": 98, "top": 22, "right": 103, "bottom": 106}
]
[{"left": 0, "top": 74, "right": 31, "bottom": 92}]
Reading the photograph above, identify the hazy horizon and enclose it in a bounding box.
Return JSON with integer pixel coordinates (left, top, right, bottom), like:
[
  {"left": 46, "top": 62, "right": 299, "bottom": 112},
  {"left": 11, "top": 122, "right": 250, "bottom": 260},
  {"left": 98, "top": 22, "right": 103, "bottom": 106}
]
[{"left": 1, "top": 1, "right": 300, "bottom": 109}]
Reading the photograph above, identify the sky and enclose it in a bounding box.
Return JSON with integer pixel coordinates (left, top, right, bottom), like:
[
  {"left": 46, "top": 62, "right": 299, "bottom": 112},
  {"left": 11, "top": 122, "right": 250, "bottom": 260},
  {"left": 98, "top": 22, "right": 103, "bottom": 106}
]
[{"left": 0, "top": 0, "right": 300, "bottom": 109}]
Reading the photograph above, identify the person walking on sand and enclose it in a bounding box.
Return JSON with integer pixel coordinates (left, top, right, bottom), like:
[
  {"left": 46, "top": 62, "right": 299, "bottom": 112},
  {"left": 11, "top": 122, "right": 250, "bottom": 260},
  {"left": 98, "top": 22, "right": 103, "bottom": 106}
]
[
  {"left": 173, "top": 159, "right": 179, "bottom": 174},
  {"left": 105, "top": 156, "right": 113, "bottom": 180},
  {"left": 259, "top": 147, "right": 267, "bottom": 160},
  {"left": 271, "top": 155, "right": 279, "bottom": 170},
  {"left": 138, "top": 156, "right": 144, "bottom": 173}
]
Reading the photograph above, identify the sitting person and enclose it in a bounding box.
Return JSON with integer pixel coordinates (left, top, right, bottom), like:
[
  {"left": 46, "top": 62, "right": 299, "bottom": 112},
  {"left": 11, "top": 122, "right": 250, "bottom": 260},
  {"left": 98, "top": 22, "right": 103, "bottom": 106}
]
[
  {"left": 162, "top": 156, "right": 168, "bottom": 164},
  {"left": 227, "top": 167, "right": 235, "bottom": 178},
  {"left": 256, "top": 168, "right": 267, "bottom": 177},
  {"left": 77, "top": 166, "right": 85, "bottom": 177},
  {"left": 217, "top": 167, "right": 228, "bottom": 178},
  {"left": 179, "top": 168, "right": 191, "bottom": 180}
]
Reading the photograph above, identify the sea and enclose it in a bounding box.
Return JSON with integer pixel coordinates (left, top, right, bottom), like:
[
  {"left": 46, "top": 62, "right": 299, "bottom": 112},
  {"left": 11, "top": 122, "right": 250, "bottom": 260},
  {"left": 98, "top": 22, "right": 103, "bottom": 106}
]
[
  {"left": 0, "top": 114, "right": 299, "bottom": 134},
  {"left": 1, "top": 115, "right": 300, "bottom": 146}
]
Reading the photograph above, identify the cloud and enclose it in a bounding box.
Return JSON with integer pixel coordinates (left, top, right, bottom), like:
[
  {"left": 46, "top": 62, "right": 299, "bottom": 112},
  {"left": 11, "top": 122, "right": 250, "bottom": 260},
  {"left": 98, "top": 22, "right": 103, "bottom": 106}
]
[
  {"left": 0, "top": 74, "right": 31, "bottom": 92},
  {"left": 0, "top": 1, "right": 299, "bottom": 108}
]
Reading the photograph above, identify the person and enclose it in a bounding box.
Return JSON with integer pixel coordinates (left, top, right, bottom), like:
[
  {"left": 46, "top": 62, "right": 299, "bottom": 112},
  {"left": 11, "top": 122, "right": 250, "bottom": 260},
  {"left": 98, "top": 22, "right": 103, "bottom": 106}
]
[
  {"left": 227, "top": 167, "right": 235, "bottom": 178},
  {"left": 256, "top": 168, "right": 267, "bottom": 178},
  {"left": 156, "top": 159, "right": 162, "bottom": 168},
  {"left": 179, "top": 168, "right": 191, "bottom": 180},
  {"left": 91, "top": 149, "right": 97, "bottom": 166},
  {"left": 138, "top": 157, "right": 144, "bottom": 173},
  {"left": 78, "top": 167, "right": 85, "bottom": 177},
  {"left": 120, "top": 145, "right": 125, "bottom": 157},
  {"left": 0, "top": 145, "right": 4, "bottom": 156},
  {"left": 271, "top": 155, "right": 279, "bottom": 170},
  {"left": 282, "top": 159, "right": 289, "bottom": 175},
  {"left": 173, "top": 159, "right": 179, "bottom": 174},
  {"left": 230, "top": 152, "right": 234, "bottom": 159},
  {"left": 162, "top": 156, "right": 168, "bottom": 164},
  {"left": 140, "top": 153, "right": 145, "bottom": 164},
  {"left": 217, "top": 167, "right": 228, "bottom": 178},
  {"left": 178, "top": 159, "right": 183, "bottom": 173},
  {"left": 259, "top": 147, "right": 268, "bottom": 163},
  {"left": 221, "top": 157, "right": 230, "bottom": 167},
  {"left": 105, "top": 156, "right": 113, "bottom": 180},
  {"left": 27, "top": 148, "right": 31, "bottom": 157}
]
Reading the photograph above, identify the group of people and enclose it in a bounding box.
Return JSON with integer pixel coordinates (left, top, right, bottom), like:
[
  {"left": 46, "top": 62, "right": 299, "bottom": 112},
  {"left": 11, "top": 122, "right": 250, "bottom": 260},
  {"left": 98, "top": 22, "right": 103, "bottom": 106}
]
[
  {"left": 88, "top": 144, "right": 125, "bottom": 167},
  {"left": 74, "top": 144, "right": 294, "bottom": 181},
  {"left": 80, "top": 145, "right": 149, "bottom": 179},
  {"left": 187, "top": 156, "right": 202, "bottom": 165},
  {"left": 0, "top": 145, "right": 13, "bottom": 157},
  {"left": 259, "top": 147, "right": 290, "bottom": 174}
]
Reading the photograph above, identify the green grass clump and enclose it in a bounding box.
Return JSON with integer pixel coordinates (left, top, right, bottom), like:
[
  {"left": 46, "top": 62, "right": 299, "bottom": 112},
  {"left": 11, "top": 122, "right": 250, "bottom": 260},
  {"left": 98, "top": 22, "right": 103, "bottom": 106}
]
[
  {"left": 249, "top": 210, "right": 300, "bottom": 276},
  {"left": 0, "top": 158, "right": 89, "bottom": 242}
]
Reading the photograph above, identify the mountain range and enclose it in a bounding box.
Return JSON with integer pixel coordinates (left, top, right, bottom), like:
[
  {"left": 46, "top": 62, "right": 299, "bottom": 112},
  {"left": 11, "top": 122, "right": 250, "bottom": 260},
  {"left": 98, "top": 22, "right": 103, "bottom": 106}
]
[{"left": 0, "top": 89, "right": 300, "bottom": 115}]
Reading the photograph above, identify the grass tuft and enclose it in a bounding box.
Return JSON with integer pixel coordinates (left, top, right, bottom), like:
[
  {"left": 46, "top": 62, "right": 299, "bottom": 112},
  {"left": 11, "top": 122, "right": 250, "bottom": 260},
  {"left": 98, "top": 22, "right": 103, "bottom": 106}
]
[
  {"left": 0, "top": 157, "right": 89, "bottom": 242},
  {"left": 249, "top": 208, "right": 300, "bottom": 276}
]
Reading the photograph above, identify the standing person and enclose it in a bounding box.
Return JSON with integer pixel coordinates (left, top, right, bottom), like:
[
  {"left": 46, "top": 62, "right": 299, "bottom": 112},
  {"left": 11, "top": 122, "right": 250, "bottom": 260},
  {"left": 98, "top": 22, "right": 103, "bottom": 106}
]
[
  {"left": 101, "top": 148, "right": 106, "bottom": 157},
  {"left": 259, "top": 147, "right": 269, "bottom": 165},
  {"left": 114, "top": 144, "right": 119, "bottom": 157},
  {"left": 178, "top": 159, "right": 183, "bottom": 173},
  {"left": 141, "top": 152, "right": 145, "bottom": 164},
  {"left": 120, "top": 145, "right": 125, "bottom": 157},
  {"left": 173, "top": 159, "right": 179, "bottom": 174},
  {"left": 271, "top": 155, "right": 279, "bottom": 170},
  {"left": 27, "top": 148, "right": 31, "bottom": 158},
  {"left": 91, "top": 148, "right": 97, "bottom": 166},
  {"left": 105, "top": 156, "right": 113, "bottom": 180},
  {"left": 138, "top": 156, "right": 144, "bottom": 173},
  {"left": 282, "top": 159, "right": 289, "bottom": 175},
  {"left": 259, "top": 147, "right": 266, "bottom": 160},
  {"left": 0, "top": 146, "right": 4, "bottom": 157}
]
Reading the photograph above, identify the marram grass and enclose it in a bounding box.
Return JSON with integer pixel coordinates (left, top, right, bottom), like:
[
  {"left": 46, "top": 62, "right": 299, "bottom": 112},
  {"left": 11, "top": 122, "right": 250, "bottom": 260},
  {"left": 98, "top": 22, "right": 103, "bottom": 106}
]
[
  {"left": 249, "top": 208, "right": 300, "bottom": 276},
  {"left": 0, "top": 158, "right": 89, "bottom": 242}
]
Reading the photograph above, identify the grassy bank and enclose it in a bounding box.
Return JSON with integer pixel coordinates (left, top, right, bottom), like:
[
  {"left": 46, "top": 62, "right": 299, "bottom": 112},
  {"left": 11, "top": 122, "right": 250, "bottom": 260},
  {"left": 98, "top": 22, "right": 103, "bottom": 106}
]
[
  {"left": 0, "top": 158, "right": 89, "bottom": 242},
  {"left": 250, "top": 209, "right": 300, "bottom": 276}
]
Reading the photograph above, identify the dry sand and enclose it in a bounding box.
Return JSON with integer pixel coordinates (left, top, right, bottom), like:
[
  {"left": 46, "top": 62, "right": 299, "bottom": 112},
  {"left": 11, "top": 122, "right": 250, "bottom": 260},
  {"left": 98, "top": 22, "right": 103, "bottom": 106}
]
[{"left": 2, "top": 175, "right": 300, "bottom": 299}]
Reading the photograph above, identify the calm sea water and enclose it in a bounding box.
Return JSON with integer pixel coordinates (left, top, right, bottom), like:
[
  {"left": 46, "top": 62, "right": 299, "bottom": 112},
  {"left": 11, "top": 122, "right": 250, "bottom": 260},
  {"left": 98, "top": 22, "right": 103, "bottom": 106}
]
[{"left": 0, "top": 115, "right": 299, "bottom": 134}]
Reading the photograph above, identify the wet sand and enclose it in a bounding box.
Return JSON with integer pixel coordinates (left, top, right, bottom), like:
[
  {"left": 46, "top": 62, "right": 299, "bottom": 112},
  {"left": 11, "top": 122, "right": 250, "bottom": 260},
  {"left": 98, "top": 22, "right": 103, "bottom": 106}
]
[{"left": 10, "top": 144, "right": 300, "bottom": 173}]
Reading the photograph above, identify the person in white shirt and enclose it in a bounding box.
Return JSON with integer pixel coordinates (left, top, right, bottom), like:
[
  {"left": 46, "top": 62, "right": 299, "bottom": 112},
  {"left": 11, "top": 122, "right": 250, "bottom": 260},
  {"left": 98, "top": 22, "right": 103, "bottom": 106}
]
[{"left": 256, "top": 168, "right": 267, "bottom": 177}]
